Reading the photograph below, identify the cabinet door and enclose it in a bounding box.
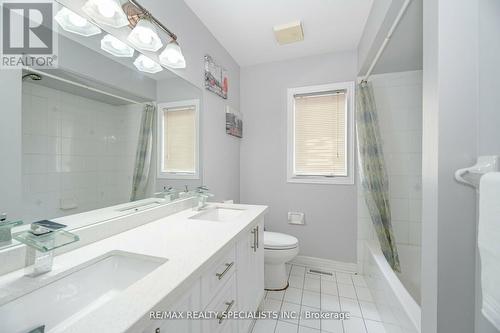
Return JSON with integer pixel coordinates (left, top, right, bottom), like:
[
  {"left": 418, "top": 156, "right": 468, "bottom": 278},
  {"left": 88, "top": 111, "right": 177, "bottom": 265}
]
[
  {"left": 146, "top": 281, "right": 202, "bottom": 333},
  {"left": 236, "top": 227, "right": 254, "bottom": 333},
  {"left": 236, "top": 219, "right": 265, "bottom": 333},
  {"left": 252, "top": 219, "right": 265, "bottom": 310}
]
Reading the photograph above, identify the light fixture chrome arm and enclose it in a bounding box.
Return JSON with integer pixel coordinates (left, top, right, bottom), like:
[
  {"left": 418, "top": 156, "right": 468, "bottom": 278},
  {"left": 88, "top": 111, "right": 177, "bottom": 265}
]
[{"left": 126, "top": 0, "right": 177, "bottom": 41}]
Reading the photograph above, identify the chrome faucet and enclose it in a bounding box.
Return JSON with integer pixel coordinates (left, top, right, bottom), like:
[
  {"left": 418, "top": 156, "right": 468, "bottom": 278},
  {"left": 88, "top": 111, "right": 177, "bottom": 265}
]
[
  {"left": 155, "top": 186, "right": 180, "bottom": 200},
  {"left": 193, "top": 186, "right": 214, "bottom": 211},
  {"left": 15, "top": 221, "right": 79, "bottom": 277},
  {"left": 0, "top": 213, "right": 22, "bottom": 246}
]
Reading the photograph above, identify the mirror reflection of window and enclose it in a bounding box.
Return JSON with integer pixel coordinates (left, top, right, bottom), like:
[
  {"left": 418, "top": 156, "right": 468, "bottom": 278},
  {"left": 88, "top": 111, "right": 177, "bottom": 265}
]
[{"left": 158, "top": 100, "right": 200, "bottom": 180}]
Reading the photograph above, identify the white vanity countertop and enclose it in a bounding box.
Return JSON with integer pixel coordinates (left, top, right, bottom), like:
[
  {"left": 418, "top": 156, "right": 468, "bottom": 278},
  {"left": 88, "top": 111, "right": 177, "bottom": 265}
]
[{"left": 0, "top": 203, "right": 268, "bottom": 333}]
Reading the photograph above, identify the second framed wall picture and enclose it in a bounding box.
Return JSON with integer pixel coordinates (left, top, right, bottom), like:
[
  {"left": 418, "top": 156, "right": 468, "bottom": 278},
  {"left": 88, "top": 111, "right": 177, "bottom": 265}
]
[{"left": 226, "top": 106, "right": 243, "bottom": 138}]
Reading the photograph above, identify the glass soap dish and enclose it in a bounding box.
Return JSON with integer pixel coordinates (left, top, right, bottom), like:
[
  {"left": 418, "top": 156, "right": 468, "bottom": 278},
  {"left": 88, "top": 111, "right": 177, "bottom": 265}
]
[{"left": 14, "top": 229, "right": 79, "bottom": 252}]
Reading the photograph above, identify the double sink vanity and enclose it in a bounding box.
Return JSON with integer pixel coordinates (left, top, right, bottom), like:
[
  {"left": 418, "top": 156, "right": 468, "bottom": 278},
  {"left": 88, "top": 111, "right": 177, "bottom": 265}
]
[{"left": 0, "top": 201, "right": 267, "bottom": 333}]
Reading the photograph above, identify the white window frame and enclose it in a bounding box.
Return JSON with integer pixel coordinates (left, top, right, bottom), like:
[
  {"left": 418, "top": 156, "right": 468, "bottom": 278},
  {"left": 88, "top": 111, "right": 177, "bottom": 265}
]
[
  {"left": 287, "top": 81, "right": 355, "bottom": 185},
  {"left": 157, "top": 99, "right": 200, "bottom": 180}
]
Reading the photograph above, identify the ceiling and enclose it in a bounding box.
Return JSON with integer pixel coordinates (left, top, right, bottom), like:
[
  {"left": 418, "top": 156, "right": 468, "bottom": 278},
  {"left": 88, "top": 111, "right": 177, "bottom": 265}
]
[{"left": 183, "top": 0, "right": 374, "bottom": 67}]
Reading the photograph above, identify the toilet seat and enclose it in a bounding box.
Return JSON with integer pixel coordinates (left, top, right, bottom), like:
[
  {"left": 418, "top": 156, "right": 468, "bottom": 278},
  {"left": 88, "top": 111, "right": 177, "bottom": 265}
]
[{"left": 264, "top": 231, "right": 298, "bottom": 250}]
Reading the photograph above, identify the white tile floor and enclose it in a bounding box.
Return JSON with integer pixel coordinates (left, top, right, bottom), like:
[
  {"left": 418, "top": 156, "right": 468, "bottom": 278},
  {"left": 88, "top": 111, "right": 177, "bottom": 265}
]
[{"left": 251, "top": 264, "right": 394, "bottom": 333}]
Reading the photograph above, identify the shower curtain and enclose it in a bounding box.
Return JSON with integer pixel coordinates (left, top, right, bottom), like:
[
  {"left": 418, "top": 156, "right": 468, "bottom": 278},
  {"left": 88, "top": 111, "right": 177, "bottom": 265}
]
[
  {"left": 356, "top": 81, "right": 400, "bottom": 272},
  {"left": 130, "top": 103, "right": 156, "bottom": 201}
]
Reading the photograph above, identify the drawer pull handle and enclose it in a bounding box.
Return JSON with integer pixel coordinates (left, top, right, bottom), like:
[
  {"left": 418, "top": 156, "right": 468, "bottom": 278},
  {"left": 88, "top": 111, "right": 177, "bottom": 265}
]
[
  {"left": 216, "top": 262, "right": 234, "bottom": 280},
  {"left": 256, "top": 225, "right": 259, "bottom": 249},
  {"left": 251, "top": 228, "right": 257, "bottom": 252},
  {"left": 217, "top": 300, "right": 235, "bottom": 324}
]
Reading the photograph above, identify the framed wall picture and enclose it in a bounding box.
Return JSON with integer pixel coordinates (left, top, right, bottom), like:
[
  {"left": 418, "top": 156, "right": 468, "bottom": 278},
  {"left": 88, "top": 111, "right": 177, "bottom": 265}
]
[
  {"left": 204, "top": 55, "right": 228, "bottom": 99},
  {"left": 226, "top": 106, "right": 242, "bottom": 138}
]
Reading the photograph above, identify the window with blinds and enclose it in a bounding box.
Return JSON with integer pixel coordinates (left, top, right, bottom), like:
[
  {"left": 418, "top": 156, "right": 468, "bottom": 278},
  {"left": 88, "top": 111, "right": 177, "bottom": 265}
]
[
  {"left": 287, "top": 82, "right": 354, "bottom": 184},
  {"left": 158, "top": 100, "right": 199, "bottom": 179},
  {"left": 294, "top": 91, "right": 347, "bottom": 176}
]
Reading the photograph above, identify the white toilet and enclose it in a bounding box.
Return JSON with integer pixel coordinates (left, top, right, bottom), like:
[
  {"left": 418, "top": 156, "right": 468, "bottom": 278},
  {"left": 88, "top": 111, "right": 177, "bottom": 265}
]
[{"left": 263, "top": 231, "right": 299, "bottom": 290}]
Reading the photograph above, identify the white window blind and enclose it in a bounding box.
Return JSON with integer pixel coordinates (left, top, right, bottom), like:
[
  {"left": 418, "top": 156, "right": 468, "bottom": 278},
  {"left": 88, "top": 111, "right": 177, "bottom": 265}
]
[
  {"left": 293, "top": 91, "right": 347, "bottom": 176},
  {"left": 162, "top": 106, "right": 196, "bottom": 174}
]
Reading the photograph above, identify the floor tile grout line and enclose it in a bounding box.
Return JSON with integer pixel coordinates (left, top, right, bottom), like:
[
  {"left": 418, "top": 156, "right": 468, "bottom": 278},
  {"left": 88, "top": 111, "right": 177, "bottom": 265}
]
[
  {"left": 260, "top": 267, "right": 388, "bottom": 333},
  {"left": 351, "top": 273, "right": 369, "bottom": 333},
  {"left": 318, "top": 268, "right": 322, "bottom": 332},
  {"left": 333, "top": 271, "right": 348, "bottom": 333},
  {"left": 296, "top": 265, "right": 306, "bottom": 333}
]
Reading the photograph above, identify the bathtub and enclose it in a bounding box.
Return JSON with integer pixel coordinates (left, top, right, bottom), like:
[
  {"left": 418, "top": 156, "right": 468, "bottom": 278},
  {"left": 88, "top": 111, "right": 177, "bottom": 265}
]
[{"left": 361, "top": 241, "right": 421, "bottom": 333}]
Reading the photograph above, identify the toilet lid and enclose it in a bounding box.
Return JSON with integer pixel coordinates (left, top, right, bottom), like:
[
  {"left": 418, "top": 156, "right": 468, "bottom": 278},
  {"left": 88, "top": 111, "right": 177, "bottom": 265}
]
[{"left": 264, "top": 231, "right": 298, "bottom": 250}]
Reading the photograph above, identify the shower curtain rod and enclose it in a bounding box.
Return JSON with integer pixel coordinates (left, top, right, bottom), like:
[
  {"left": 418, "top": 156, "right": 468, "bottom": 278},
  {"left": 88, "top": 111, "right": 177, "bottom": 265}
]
[
  {"left": 22, "top": 67, "right": 146, "bottom": 105},
  {"left": 362, "top": 0, "right": 412, "bottom": 82}
]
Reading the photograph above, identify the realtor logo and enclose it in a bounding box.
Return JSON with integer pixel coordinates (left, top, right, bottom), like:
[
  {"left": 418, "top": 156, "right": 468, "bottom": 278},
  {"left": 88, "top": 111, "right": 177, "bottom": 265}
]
[{"left": 1, "top": 0, "right": 58, "bottom": 68}]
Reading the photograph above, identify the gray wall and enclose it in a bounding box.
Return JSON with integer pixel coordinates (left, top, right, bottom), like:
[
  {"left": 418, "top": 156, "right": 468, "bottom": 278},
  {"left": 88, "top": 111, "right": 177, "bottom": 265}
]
[
  {"left": 477, "top": 0, "right": 500, "bottom": 332},
  {"left": 357, "top": 0, "right": 392, "bottom": 73},
  {"left": 141, "top": 0, "right": 241, "bottom": 203},
  {"left": 240, "top": 51, "right": 358, "bottom": 263},
  {"left": 358, "top": 0, "right": 423, "bottom": 76},
  {"left": 371, "top": 0, "right": 423, "bottom": 75},
  {"left": 421, "top": 0, "right": 494, "bottom": 332}
]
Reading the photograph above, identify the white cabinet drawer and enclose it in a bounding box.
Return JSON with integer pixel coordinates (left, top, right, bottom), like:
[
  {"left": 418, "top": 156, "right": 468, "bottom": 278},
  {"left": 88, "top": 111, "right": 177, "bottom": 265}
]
[
  {"left": 143, "top": 280, "right": 202, "bottom": 333},
  {"left": 202, "top": 273, "right": 238, "bottom": 333},
  {"left": 201, "top": 245, "right": 236, "bottom": 308}
]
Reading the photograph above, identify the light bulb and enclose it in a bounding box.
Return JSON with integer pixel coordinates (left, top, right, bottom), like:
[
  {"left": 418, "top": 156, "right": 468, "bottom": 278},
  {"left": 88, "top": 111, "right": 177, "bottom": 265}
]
[
  {"left": 137, "top": 28, "right": 153, "bottom": 45},
  {"left": 127, "top": 19, "right": 163, "bottom": 52},
  {"left": 111, "top": 39, "right": 126, "bottom": 50},
  {"left": 55, "top": 7, "right": 101, "bottom": 37},
  {"left": 134, "top": 55, "right": 163, "bottom": 74},
  {"left": 143, "top": 57, "right": 154, "bottom": 67},
  {"left": 82, "top": 0, "right": 128, "bottom": 28},
  {"left": 159, "top": 40, "right": 186, "bottom": 69},
  {"left": 101, "top": 34, "right": 134, "bottom": 57},
  {"left": 67, "top": 12, "right": 87, "bottom": 27},
  {"left": 97, "top": 2, "right": 116, "bottom": 18}
]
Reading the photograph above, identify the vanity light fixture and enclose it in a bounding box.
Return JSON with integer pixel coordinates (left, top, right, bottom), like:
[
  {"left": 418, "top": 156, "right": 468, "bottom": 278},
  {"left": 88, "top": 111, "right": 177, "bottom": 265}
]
[
  {"left": 101, "top": 34, "right": 134, "bottom": 57},
  {"left": 133, "top": 54, "right": 163, "bottom": 74},
  {"left": 159, "top": 40, "right": 186, "bottom": 69},
  {"left": 82, "top": 0, "right": 129, "bottom": 28},
  {"left": 123, "top": 0, "right": 187, "bottom": 68},
  {"left": 127, "top": 17, "right": 163, "bottom": 52},
  {"left": 54, "top": 7, "right": 101, "bottom": 37}
]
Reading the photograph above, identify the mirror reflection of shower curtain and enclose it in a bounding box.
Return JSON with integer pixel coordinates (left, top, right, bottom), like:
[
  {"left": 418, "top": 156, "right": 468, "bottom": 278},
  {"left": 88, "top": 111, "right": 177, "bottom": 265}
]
[
  {"left": 356, "top": 81, "right": 400, "bottom": 272},
  {"left": 131, "top": 103, "right": 156, "bottom": 201}
]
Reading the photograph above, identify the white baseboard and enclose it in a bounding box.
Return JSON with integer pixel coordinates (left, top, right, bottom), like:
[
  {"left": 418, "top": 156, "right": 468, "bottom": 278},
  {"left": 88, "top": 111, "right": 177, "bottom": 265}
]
[{"left": 290, "top": 255, "right": 358, "bottom": 274}]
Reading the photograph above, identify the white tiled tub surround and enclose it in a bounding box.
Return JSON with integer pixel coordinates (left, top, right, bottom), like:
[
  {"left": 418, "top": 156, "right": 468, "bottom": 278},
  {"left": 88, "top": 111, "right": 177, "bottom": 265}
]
[
  {"left": 252, "top": 263, "right": 414, "bottom": 333},
  {"left": 357, "top": 70, "right": 423, "bottom": 303},
  {"left": 21, "top": 82, "right": 142, "bottom": 223}
]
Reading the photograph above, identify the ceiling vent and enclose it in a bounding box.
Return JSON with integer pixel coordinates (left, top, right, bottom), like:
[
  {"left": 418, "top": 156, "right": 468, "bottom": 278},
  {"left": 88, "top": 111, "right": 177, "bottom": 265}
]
[{"left": 273, "top": 20, "right": 304, "bottom": 45}]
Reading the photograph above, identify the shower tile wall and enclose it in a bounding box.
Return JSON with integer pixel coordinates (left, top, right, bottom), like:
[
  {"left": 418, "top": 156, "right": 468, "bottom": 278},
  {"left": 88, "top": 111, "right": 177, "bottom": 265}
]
[
  {"left": 357, "top": 71, "right": 423, "bottom": 303},
  {"left": 21, "top": 82, "right": 141, "bottom": 223}
]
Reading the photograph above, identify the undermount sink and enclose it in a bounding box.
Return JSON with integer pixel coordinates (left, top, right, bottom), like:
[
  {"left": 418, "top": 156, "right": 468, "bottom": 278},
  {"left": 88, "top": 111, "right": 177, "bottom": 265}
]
[
  {"left": 190, "top": 207, "right": 244, "bottom": 222},
  {"left": 0, "top": 251, "right": 166, "bottom": 333}
]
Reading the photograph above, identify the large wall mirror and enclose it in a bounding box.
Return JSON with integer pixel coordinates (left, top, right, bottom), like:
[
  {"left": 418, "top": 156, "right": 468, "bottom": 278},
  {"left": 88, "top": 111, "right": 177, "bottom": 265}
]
[{"left": 0, "top": 4, "right": 203, "bottom": 250}]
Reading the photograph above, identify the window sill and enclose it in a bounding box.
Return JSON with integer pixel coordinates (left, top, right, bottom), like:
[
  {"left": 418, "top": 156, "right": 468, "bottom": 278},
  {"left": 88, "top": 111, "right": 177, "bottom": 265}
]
[
  {"left": 287, "top": 176, "right": 354, "bottom": 185},
  {"left": 157, "top": 172, "right": 200, "bottom": 180}
]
